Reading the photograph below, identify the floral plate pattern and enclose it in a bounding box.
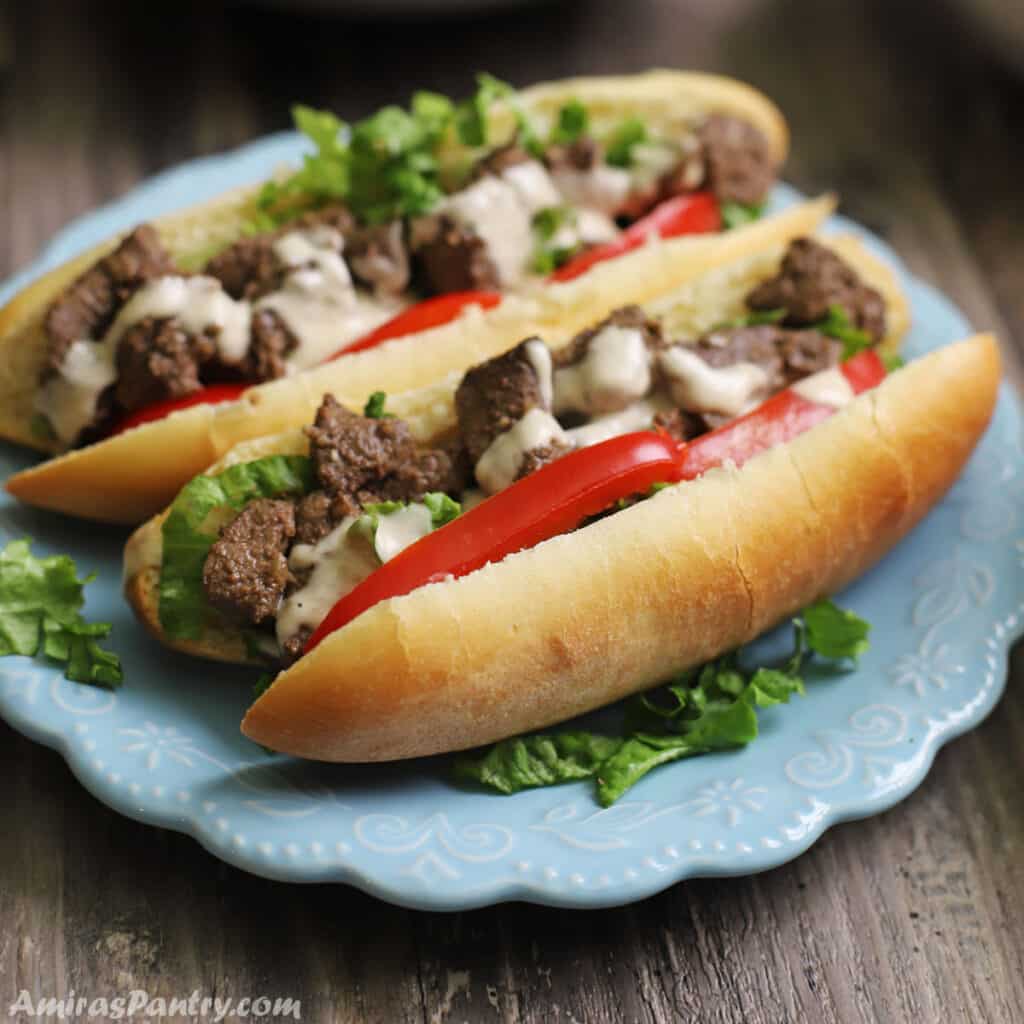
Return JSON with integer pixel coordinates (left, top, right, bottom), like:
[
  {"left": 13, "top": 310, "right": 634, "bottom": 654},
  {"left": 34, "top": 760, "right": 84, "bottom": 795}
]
[{"left": 0, "top": 138, "right": 1021, "bottom": 910}]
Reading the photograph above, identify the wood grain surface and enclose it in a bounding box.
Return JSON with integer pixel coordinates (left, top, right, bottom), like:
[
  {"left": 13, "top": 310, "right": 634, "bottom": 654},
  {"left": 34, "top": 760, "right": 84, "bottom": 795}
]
[{"left": 1, "top": 0, "right": 1022, "bottom": 1021}]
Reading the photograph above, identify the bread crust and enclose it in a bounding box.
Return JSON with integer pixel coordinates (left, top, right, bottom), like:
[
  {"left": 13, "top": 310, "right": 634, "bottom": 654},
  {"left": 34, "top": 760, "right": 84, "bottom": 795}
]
[
  {"left": 237, "top": 334, "right": 1000, "bottom": 761},
  {"left": 122, "top": 227, "right": 913, "bottom": 674}
]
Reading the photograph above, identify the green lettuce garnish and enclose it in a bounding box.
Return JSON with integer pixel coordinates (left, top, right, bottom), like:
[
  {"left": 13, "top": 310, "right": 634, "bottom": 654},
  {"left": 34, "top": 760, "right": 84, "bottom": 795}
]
[
  {"left": 362, "top": 391, "right": 393, "bottom": 419},
  {"left": 531, "top": 205, "right": 581, "bottom": 273},
  {"left": 254, "top": 74, "right": 522, "bottom": 230},
  {"left": 721, "top": 201, "right": 764, "bottom": 230},
  {"left": 0, "top": 539, "right": 123, "bottom": 689},
  {"left": 159, "top": 455, "right": 314, "bottom": 641},
  {"left": 816, "top": 304, "right": 874, "bottom": 358},
  {"left": 549, "top": 98, "right": 589, "bottom": 146},
  {"left": 605, "top": 117, "right": 648, "bottom": 167},
  {"left": 455, "top": 599, "right": 870, "bottom": 805}
]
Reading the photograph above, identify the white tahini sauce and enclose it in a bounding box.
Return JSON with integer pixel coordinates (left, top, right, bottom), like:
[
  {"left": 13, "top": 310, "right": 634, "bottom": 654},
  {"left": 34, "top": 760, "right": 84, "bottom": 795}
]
[
  {"left": 659, "top": 346, "right": 768, "bottom": 417},
  {"left": 565, "top": 395, "right": 672, "bottom": 448},
  {"left": 792, "top": 367, "right": 855, "bottom": 409},
  {"left": 475, "top": 407, "right": 569, "bottom": 494},
  {"left": 372, "top": 503, "right": 434, "bottom": 563},
  {"left": 553, "top": 325, "right": 652, "bottom": 416},
  {"left": 35, "top": 274, "right": 253, "bottom": 445},
  {"left": 275, "top": 500, "right": 441, "bottom": 648},
  {"left": 550, "top": 163, "right": 633, "bottom": 217},
  {"left": 523, "top": 338, "right": 554, "bottom": 410},
  {"left": 257, "top": 226, "right": 401, "bottom": 371},
  {"left": 441, "top": 161, "right": 558, "bottom": 288},
  {"left": 35, "top": 340, "right": 119, "bottom": 445}
]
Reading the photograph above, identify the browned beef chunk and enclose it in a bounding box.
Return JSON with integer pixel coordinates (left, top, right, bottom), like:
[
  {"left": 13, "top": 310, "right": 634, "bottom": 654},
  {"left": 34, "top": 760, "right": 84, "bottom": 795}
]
[
  {"left": 113, "top": 317, "right": 218, "bottom": 412},
  {"left": 294, "top": 490, "right": 335, "bottom": 546},
  {"left": 746, "top": 238, "right": 887, "bottom": 341},
  {"left": 652, "top": 407, "right": 702, "bottom": 442},
  {"left": 455, "top": 340, "right": 548, "bottom": 462},
  {"left": 43, "top": 225, "right": 173, "bottom": 375},
  {"left": 239, "top": 309, "right": 299, "bottom": 382},
  {"left": 345, "top": 221, "right": 410, "bottom": 296},
  {"left": 410, "top": 214, "right": 500, "bottom": 295},
  {"left": 555, "top": 305, "right": 665, "bottom": 368},
  {"left": 204, "top": 204, "right": 355, "bottom": 301},
  {"left": 377, "top": 445, "right": 470, "bottom": 502},
  {"left": 697, "top": 114, "right": 775, "bottom": 207},
  {"left": 474, "top": 143, "right": 535, "bottom": 178},
  {"left": 693, "top": 323, "right": 841, "bottom": 392},
  {"left": 306, "top": 395, "right": 417, "bottom": 518},
  {"left": 202, "top": 499, "right": 296, "bottom": 626},
  {"left": 515, "top": 440, "right": 575, "bottom": 480},
  {"left": 543, "top": 137, "right": 603, "bottom": 173}
]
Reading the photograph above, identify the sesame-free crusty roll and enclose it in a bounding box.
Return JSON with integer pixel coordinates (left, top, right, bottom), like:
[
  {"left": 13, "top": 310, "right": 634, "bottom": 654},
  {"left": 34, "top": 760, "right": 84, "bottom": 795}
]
[{"left": 237, "top": 334, "right": 999, "bottom": 761}]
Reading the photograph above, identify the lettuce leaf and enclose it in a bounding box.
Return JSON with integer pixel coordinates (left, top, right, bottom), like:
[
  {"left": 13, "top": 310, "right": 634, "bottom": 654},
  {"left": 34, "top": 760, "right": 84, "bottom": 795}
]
[
  {"left": 159, "top": 455, "right": 314, "bottom": 641},
  {"left": 721, "top": 201, "right": 764, "bottom": 230},
  {"left": 816, "top": 304, "right": 874, "bottom": 359},
  {"left": 455, "top": 600, "right": 868, "bottom": 805},
  {"left": 0, "top": 539, "right": 123, "bottom": 689}
]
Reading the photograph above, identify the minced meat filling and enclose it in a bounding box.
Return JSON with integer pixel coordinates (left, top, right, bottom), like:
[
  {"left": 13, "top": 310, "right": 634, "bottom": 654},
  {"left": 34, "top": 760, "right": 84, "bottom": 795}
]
[{"left": 697, "top": 114, "right": 776, "bottom": 208}]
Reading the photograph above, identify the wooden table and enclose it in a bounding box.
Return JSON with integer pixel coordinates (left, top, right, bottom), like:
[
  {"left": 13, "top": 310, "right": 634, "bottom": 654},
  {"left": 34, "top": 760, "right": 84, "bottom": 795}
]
[{"left": 1, "top": 1, "right": 1022, "bottom": 1020}]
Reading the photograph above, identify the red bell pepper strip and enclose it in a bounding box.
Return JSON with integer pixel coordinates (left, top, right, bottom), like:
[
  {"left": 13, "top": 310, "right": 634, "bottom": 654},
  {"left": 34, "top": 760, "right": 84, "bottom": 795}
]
[
  {"left": 549, "top": 192, "right": 722, "bottom": 284},
  {"left": 104, "top": 291, "right": 502, "bottom": 437},
  {"left": 337, "top": 290, "right": 502, "bottom": 357},
  {"left": 305, "top": 349, "right": 888, "bottom": 651},
  {"left": 305, "top": 431, "right": 685, "bottom": 652},
  {"left": 107, "top": 384, "right": 248, "bottom": 436}
]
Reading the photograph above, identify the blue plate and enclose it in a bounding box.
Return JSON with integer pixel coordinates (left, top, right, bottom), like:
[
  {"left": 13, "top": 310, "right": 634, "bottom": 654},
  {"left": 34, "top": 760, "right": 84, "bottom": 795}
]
[{"left": 1, "top": 140, "right": 1021, "bottom": 910}]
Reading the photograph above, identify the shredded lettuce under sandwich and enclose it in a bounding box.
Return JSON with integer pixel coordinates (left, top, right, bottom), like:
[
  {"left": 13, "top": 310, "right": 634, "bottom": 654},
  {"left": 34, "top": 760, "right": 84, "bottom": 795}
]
[
  {"left": 0, "top": 539, "right": 123, "bottom": 689},
  {"left": 455, "top": 599, "right": 870, "bottom": 805},
  {"left": 159, "top": 455, "right": 314, "bottom": 641}
]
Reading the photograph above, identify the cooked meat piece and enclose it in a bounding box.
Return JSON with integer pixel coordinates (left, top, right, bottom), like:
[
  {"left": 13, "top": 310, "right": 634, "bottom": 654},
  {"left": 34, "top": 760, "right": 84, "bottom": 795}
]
[
  {"left": 294, "top": 489, "right": 337, "bottom": 547},
  {"left": 779, "top": 328, "right": 843, "bottom": 381},
  {"left": 515, "top": 440, "right": 575, "bottom": 480},
  {"left": 697, "top": 114, "right": 775, "bottom": 207},
  {"left": 555, "top": 305, "right": 665, "bottom": 368},
  {"left": 746, "top": 237, "right": 887, "bottom": 341},
  {"left": 694, "top": 324, "right": 787, "bottom": 392},
  {"left": 204, "top": 204, "right": 354, "bottom": 301},
  {"left": 455, "top": 340, "right": 547, "bottom": 462},
  {"left": 543, "top": 137, "right": 603, "bottom": 173},
  {"left": 43, "top": 224, "right": 173, "bottom": 374},
  {"left": 474, "top": 143, "right": 535, "bottom": 178},
  {"left": 693, "top": 323, "right": 841, "bottom": 392},
  {"left": 345, "top": 220, "right": 410, "bottom": 296},
  {"left": 652, "top": 407, "right": 702, "bottom": 442},
  {"left": 202, "top": 499, "right": 296, "bottom": 626},
  {"left": 410, "top": 214, "right": 500, "bottom": 295},
  {"left": 305, "top": 395, "right": 417, "bottom": 517},
  {"left": 113, "top": 316, "right": 218, "bottom": 412},
  {"left": 238, "top": 309, "right": 298, "bottom": 382},
  {"left": 377, "top": 444, "right": 470, "bottom": 503}
]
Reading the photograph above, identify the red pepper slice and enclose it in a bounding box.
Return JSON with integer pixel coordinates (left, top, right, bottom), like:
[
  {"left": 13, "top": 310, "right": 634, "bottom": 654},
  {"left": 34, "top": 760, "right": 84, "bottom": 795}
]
[
  {"left": 337, "top": 290, "right": 502, "bottom": 357},
  {"left": 549, "top": 192, "right": 722, "bottom": 284},
  {"left": 107, "top": 384, "right": 248, "bottom": 436},
  {"left": 305, "top": 349, "right": 888, "bottom": 651},
  {"left": 305, "top": 431, "right": 684, "bottom": 652}
]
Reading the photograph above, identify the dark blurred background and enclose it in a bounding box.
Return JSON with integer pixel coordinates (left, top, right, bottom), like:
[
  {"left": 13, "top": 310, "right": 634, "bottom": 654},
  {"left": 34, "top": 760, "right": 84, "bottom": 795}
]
[{"left": 1, "top": 3, "right": 1022, "bottom": 1021}]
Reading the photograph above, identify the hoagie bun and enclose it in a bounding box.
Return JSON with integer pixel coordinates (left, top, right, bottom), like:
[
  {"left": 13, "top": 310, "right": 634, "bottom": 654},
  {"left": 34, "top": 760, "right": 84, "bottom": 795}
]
[
  {"left": 124, "top": 224, "right": 911, "bottom": 670},
  {"left": 2, "top": 70, "right": 787, "bottom": 524},
  {"left": 238, "top": 334, "right": 1000, "bottom": 761}
]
